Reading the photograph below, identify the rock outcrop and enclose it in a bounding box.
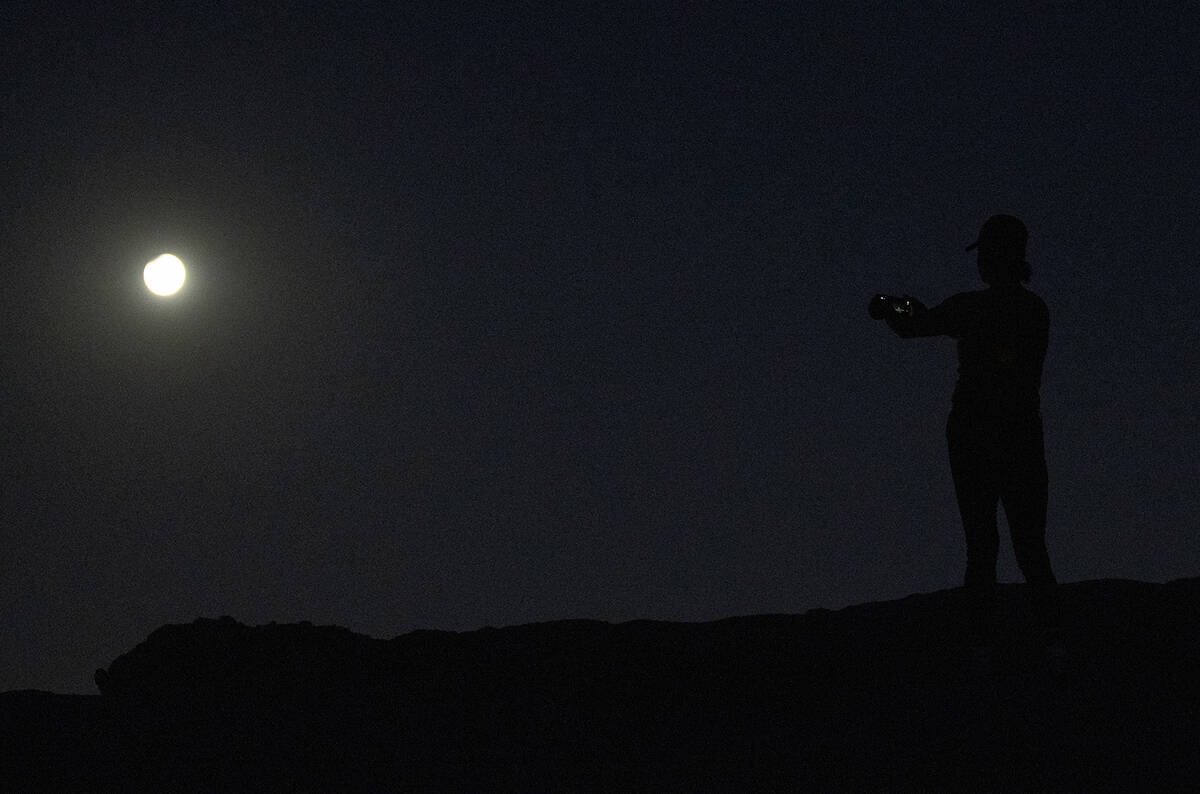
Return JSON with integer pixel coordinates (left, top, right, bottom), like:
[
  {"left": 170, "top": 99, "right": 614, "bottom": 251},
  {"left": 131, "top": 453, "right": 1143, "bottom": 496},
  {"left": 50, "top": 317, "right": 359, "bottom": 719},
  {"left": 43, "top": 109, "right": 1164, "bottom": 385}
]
[{"left": 3, "top": 577, "right": 1199, "bottom": 791}]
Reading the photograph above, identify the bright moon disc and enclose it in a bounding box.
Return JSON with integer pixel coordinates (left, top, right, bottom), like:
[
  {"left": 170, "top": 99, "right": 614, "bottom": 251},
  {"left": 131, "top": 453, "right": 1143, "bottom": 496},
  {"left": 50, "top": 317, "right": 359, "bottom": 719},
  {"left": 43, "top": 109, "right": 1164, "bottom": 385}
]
[{"left": 144, "top": 254, "right": 186, "bottom": 296}]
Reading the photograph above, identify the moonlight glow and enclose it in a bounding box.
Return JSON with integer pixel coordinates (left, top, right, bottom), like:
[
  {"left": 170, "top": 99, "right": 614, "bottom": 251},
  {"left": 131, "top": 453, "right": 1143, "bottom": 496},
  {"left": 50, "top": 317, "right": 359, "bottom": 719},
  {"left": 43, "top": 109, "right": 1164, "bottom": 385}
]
[{"left": 144, "top": 254, "right": 187, "bottom": 296}]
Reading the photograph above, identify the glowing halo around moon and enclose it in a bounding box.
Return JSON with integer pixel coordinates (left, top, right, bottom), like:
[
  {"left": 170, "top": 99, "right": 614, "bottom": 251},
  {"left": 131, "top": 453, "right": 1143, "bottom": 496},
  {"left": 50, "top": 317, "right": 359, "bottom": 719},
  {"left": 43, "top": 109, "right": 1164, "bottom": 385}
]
[{"left": 143, "top": 253, "right": 187, "bottom": 296}]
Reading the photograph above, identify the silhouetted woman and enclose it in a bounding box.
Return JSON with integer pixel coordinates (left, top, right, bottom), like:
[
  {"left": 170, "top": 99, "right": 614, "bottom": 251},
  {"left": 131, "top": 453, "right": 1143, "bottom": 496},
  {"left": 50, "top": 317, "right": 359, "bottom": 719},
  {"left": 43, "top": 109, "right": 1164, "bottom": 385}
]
[{"left": 883, "top": 214, "right": 1060, "bottom": 646}]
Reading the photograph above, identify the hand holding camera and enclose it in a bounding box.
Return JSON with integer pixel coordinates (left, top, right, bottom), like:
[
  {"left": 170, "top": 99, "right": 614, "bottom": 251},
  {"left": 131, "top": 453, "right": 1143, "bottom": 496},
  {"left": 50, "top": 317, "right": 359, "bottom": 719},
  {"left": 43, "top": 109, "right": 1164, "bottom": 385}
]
[{"left": 868, "top": 294, "right": 915, "bottom": 320}]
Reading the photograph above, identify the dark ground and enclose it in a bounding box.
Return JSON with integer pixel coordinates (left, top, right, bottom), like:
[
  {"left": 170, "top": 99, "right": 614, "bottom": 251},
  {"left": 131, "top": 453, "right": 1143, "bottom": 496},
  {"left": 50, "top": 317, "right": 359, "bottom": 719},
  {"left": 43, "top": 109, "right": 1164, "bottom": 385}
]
[{"left": 3, "top": 577, "right": 1198, "bottom": 791}]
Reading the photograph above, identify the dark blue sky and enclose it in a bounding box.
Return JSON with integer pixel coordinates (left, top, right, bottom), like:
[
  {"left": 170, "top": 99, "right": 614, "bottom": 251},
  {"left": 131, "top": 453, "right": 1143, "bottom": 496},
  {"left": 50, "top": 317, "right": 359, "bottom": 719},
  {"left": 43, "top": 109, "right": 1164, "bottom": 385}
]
[{"left": 3, "top": 3, "right": 1198, "bottom": 693}]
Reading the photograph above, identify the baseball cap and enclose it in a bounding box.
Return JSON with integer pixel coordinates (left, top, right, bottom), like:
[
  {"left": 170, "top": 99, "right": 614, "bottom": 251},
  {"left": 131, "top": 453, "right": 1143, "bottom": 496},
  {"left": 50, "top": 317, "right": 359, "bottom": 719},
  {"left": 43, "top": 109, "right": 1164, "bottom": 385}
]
[{"left": 966, "top": 214, "right": 1028, "bottom": 254}]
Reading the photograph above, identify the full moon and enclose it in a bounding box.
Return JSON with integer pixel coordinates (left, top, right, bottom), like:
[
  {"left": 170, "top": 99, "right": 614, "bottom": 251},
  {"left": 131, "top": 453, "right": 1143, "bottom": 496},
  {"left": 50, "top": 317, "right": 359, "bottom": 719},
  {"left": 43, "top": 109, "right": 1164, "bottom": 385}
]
[{"left": 144, "top": 254, "right": 187, "bottom": 296}]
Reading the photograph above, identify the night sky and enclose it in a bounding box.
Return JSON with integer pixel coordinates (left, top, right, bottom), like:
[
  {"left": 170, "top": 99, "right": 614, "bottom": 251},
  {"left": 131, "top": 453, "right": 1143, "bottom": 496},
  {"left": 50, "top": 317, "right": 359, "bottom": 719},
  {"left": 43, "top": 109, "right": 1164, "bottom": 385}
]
[{"left": 3, "top": 4, "right": 1198, "bottom": 694}]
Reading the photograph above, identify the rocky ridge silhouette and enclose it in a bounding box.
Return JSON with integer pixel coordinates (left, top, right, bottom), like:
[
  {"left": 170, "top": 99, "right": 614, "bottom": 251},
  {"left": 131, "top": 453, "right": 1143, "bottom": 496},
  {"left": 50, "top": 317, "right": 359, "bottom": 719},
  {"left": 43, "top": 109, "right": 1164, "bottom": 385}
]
[{"left": 3, "top": 577, "right": 1199, "bottom": 791}]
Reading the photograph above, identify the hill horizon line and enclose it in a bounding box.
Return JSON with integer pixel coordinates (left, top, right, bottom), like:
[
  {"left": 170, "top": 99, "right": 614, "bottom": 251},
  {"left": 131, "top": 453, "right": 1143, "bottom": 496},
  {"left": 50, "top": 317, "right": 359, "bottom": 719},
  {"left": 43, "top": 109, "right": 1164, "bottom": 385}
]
[{"left": 4, "top": 575, "right": 1198, "bottom": 790}]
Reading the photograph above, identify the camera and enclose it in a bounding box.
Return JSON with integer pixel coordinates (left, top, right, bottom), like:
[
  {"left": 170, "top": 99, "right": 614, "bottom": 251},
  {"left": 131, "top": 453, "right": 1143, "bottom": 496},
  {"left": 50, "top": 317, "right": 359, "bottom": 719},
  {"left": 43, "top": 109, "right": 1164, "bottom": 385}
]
[{"left": 868, "top": 294, "right": 913, "bottom": 320}]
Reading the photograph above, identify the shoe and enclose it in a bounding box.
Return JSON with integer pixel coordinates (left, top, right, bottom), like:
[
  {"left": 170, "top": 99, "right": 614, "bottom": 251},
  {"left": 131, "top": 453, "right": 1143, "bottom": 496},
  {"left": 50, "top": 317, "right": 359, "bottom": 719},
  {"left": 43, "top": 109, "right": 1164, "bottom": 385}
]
[{"left": 1044, "top": 638, "right": 1069, "bottom": 678}]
